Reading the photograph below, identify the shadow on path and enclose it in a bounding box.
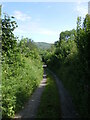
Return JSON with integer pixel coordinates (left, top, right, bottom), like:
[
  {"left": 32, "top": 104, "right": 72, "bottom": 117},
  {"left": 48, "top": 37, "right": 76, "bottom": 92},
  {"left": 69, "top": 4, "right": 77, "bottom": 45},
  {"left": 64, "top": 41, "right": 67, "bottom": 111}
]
[{"left": 48, "top": 69, "right": 79, "bottom": 118}]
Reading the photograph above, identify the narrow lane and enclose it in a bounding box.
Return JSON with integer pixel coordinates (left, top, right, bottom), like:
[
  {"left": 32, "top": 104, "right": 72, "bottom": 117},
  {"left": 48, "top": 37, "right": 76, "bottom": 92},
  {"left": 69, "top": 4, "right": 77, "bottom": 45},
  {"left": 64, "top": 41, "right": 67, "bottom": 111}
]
[
  {"left": 14, "top": 65, "right": 47, "bottom": 119},
  {"left": 14, "top": 66, "right": 79, "bottom": 119},
  {"left": 48, "top": 69, "right": 79, "bottom": 118}
]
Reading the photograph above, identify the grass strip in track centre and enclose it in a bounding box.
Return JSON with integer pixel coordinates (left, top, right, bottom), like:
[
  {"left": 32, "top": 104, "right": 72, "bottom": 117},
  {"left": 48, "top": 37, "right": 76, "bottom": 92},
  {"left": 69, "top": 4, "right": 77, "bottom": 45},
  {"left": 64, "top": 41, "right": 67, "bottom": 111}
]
[{"left": 37, "top": 69, "right": 61, "bottom": 118}]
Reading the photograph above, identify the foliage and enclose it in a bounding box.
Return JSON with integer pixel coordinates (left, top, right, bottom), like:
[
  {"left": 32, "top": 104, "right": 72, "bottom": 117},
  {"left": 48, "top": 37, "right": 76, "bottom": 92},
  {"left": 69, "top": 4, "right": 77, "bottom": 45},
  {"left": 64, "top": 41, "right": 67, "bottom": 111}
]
[
  {"left": 2, "top": 14, "right": 18, "bottom": 54},
  {"left": 2, "top": 57, "right": 43, "bottom": 118},
  {"left": 75, "top": 15, "right": 90, "bottom": 84},
  {"left": 0, "top": 5, "right": 1, "bottom": 36},
  {"left": 2, "top": 14, "right": 43, "bottom": 118},
  {"left": 43, "top": 14, "right": 89, "bottom": 117}
]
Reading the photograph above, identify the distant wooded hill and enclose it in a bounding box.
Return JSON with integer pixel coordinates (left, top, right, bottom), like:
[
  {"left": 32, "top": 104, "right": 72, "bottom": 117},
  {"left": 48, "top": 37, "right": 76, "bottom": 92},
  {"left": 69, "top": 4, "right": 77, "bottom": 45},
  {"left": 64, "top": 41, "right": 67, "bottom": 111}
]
[{"left": 35, "top": 42, "right": 52, "bottom": 50}]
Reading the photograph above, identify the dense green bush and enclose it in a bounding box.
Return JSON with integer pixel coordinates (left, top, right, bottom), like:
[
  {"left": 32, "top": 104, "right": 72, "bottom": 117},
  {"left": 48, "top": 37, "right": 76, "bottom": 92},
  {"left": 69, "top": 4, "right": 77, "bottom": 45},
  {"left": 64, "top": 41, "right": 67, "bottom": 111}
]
[
  {"left": 43, "top": 14, "right": 89, "bottom": 117},
  {"left": 2, "top": 56, "right": 43, "bottom": 117},
  {"left": 1, "top": 14, "right": 43, "bottom": 118}
]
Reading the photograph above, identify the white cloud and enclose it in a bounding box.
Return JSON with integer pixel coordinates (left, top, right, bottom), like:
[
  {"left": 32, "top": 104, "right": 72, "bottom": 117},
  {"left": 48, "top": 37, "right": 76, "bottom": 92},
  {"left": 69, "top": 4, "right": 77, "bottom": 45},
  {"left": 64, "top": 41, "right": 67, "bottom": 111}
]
[
  {"left": 13, "top": 11, "right": 31, "bottom": 21},
  {"left": 14, "top": 26, "right": 59, "bottom": 43},
  {"left": 75, "top": 2, "right": 88, "bottom": 18},
  {"left": 14, "top": 24, "right": 59, "bottom": 36},
  {"left": 38, "top": 29, "right": 59, "bottom": 35},
  {"left": 13, "top": 12, "right": 59, "bottom": 43},
  {"left": 14, "top": 19, "right": 59, "bottom": 36},
  {"left": 76, "top": 6, "right": 87, "bottom": 18},
  {"left": 14, "top": 28, "right": 26, "bottom": 34}
]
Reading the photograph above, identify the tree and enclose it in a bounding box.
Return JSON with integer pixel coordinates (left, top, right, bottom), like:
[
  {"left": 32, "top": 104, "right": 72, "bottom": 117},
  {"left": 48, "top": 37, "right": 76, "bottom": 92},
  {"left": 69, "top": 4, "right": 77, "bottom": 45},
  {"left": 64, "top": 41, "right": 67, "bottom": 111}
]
[
  {"left": 2, "top": 14, "right": 18, "bottom": 54},
  {"left": 75, "top": 14, "right": 90, "bottom": 84},
  {"left": 59, "top": 29, "right": 76, "bottom": 42}
]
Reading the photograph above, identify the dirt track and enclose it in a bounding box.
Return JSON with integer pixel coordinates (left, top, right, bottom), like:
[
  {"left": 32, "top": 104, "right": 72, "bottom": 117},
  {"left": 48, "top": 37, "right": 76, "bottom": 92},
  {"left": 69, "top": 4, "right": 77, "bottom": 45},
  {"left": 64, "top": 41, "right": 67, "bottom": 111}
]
[
  {"left": 14, "top": 68, "right": 47, "bottom": 119},
  {"left": 48, "top": 69, "right": 79, "bottom": 118},
  {"left": 14, "top": 67, "right": 79, "bottom": 119}
]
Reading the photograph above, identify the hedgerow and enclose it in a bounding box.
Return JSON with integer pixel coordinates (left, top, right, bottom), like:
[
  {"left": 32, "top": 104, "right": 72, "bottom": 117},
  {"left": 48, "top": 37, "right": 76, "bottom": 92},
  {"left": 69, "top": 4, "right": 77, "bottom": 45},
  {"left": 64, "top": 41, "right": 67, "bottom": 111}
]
[
  {"left": 43, "top": 14, "right": 90, "bottom": 117},
  {"left": 1, "top": 14, "right": 43, "bottom": 118}
]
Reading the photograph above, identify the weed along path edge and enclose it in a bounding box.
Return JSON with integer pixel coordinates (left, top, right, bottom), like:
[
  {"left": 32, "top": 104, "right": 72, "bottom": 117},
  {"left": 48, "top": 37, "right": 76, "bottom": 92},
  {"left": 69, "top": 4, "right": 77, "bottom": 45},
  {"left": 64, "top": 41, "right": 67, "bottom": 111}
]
[
  {"left": 14, "top": 65, "right": 79, "bottom": 119},
  {"left": 48, "top": 69, "right": 79, "bottom": 118},
  {"left": 14, "top": 65, "right": 47, "bottom": 119},
  {"left": 37, "top": 68, "right": 61, "bottom": 118}
]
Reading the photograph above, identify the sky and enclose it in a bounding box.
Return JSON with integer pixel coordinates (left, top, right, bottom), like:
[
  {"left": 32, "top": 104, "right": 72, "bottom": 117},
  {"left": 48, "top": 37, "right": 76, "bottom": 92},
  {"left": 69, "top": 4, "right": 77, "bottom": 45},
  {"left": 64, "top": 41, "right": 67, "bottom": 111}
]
[{"left": 1, "top": 1, "right": 88, "bottom": 43}]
